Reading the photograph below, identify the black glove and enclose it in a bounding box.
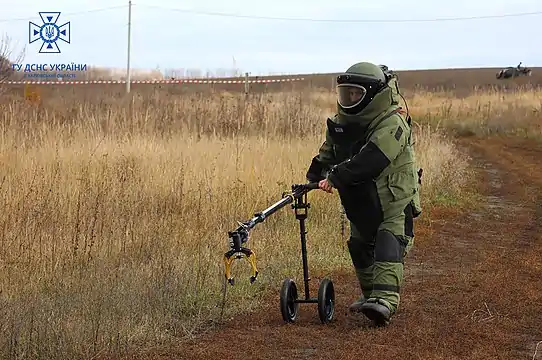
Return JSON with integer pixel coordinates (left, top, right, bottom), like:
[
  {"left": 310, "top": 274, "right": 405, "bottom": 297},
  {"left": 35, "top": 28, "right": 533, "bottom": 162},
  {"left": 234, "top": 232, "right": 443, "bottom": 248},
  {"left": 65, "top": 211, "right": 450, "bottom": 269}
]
[{"left": 306, "top": 156, "right": 327, "bottom": 183}]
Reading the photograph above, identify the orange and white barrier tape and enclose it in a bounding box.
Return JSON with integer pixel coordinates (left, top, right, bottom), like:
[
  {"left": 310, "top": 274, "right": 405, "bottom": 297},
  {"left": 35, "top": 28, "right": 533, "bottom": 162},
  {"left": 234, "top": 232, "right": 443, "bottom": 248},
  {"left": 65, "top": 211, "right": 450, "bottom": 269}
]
[{"left": 5, "top": 77, "right": 305, "bottom": 85}]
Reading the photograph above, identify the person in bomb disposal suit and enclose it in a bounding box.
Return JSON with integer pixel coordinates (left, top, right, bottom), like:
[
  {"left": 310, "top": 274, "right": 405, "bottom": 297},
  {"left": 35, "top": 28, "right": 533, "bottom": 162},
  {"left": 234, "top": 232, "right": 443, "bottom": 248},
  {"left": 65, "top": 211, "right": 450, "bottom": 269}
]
[{"left": 306, "top": 62, "right": 422, "bottom": 327}]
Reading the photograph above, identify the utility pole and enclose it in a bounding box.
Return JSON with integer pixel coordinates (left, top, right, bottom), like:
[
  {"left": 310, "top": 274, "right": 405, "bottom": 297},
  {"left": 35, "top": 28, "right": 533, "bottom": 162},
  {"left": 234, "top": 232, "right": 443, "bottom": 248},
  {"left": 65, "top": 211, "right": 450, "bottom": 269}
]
[
  {"left": 244, "top": 72, "right": 249, "bottom": 96},
  {"left": 126, "top": 0, "right": 132, "bottom": 94}
]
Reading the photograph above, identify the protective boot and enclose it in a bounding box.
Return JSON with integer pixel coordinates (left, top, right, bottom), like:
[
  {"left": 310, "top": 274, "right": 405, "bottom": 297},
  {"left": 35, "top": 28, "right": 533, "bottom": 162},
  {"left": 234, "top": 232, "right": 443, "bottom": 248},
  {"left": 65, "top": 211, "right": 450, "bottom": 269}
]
[
  {"left": 348, "top": 294, "right": 367, "bottom": 313},
  {"left": 360, "top": 298, "right": 392, "bottom": 327}
]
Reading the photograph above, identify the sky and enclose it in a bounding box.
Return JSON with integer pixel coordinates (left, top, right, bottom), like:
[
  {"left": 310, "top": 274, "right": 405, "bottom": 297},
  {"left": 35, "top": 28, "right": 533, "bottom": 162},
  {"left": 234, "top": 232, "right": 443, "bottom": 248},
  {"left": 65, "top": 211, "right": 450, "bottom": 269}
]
[{"left": 0, "top": 0, "right": 541, "bottom": 76}]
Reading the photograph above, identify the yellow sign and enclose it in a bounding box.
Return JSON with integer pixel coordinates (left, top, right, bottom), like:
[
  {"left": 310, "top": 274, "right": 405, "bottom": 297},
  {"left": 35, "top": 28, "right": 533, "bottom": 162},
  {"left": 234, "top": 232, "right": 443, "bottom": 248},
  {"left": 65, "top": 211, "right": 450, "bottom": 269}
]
[{"left": 24, "top": 84, "right": 41, "bottom": 103}]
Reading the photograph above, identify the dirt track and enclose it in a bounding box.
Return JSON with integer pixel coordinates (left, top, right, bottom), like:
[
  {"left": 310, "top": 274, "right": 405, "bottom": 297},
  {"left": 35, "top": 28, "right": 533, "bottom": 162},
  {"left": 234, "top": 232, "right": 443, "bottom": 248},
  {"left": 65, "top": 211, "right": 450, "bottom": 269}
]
[{"left": 130, "top": 136, "right": 542, "bottom": 360}]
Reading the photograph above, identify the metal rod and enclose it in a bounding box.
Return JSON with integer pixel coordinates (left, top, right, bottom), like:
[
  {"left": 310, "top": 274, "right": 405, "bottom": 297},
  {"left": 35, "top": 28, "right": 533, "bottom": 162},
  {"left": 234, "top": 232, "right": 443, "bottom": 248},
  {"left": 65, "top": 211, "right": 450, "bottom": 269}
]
[
  {"left": 299, "top": 215, "right": 310, "bottom": 300},
  {"left": 259, "top": 196, "right": 293, "bottom": 219},
  {"left": 294, "top": 299, "right": 318, "bottom": 304},
  {"left": 126, "top": 0, "right": 132, "bottom": 94}
]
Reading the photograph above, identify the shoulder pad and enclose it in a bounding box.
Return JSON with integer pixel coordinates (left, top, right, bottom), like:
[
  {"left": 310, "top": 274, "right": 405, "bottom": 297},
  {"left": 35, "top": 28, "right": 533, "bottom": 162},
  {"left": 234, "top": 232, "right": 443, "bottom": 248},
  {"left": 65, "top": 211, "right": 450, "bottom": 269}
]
[{"left": 386, "top": 109, "right": 411, "bottom": 129}]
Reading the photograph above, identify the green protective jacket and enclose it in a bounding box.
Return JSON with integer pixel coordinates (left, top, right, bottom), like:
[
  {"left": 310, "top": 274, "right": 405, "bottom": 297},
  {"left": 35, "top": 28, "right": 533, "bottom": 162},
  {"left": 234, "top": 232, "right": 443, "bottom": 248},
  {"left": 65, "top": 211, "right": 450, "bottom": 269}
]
[{"left": 308, "top": 77, "right": 422, "bottom": 221}]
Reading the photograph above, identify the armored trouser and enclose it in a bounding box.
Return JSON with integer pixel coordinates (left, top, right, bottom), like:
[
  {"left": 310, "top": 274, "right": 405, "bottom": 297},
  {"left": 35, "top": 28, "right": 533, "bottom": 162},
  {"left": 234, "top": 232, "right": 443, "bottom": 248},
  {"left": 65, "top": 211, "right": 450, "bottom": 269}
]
[{"left": 338, "top": 178, "right": 415, "bottom": 315}]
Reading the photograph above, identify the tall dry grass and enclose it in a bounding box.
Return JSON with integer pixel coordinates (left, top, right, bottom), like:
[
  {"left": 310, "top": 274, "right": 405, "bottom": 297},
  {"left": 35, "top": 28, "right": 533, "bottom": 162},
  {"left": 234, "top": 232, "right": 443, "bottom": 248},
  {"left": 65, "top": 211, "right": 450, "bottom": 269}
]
[
  {"left": 408, "top": 87, "right": 542, "bottom": 137},
  {"left": 0, "top": 87, "right": 470, "bottom": 359}
]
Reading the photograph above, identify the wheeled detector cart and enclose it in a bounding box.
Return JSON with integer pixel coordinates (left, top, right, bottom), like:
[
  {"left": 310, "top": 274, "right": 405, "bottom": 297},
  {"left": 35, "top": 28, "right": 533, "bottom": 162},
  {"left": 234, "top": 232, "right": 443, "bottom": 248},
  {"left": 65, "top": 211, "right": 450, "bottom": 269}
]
[{"left": 223, "top": 182, "right": 335, "bottom": 324}]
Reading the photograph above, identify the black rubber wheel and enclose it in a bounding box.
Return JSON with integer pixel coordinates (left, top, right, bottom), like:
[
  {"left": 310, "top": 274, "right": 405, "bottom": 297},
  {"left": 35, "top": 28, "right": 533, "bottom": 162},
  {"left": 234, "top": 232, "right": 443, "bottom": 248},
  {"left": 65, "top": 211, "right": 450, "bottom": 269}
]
[
  {"left": 317, "top": 278, "right": 335, "bottom": 324},
  {"left": 280, "top": 278, "right": 299, "bottom": 323}
]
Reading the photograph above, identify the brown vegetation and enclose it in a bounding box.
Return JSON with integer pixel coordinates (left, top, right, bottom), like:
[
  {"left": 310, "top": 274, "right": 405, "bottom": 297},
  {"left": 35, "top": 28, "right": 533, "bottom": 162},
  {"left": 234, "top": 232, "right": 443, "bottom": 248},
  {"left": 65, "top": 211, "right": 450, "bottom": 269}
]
[
  {"left": 0, "top": 34, "right": 24, "bottom": 88},
  {"left": 0, "top": 66, "right": 541, "bottom": 359}
]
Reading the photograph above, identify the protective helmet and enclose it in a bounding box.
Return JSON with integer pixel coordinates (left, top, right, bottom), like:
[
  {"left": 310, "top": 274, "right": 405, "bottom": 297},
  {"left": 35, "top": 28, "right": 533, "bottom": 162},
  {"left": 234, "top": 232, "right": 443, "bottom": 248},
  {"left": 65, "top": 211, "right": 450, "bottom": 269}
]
[{"left": 336, "top": 62, "right": 387, "bottom": 114}]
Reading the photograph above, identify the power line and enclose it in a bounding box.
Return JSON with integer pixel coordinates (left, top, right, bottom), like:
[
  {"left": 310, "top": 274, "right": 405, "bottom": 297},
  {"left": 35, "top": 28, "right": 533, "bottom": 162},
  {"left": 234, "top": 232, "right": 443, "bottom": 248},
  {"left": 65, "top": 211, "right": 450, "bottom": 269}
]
[
  {"left": 0, "top": 5, "right": 129, "bottom": 23},
  {"left": 136, "top": 4, "right": 542, "bottom": 23},
  {"left": 1, "top": 4, "right": 541, "bottom": 24}
]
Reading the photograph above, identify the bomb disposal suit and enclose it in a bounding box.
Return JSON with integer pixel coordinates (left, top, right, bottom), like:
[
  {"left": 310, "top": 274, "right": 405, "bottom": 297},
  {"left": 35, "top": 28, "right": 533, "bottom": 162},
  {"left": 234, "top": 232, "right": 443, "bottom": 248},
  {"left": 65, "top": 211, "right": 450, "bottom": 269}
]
[{"left": 306, "top": 62, "right": 422, "bottom": 326}]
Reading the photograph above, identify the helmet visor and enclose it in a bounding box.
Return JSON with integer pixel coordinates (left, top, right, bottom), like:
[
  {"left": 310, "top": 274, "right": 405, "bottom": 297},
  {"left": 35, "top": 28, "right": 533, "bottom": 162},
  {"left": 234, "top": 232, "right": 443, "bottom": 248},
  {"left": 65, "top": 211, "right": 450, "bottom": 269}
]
[{"left": 337, "top": 84, "right": 367, "bottom": 109}]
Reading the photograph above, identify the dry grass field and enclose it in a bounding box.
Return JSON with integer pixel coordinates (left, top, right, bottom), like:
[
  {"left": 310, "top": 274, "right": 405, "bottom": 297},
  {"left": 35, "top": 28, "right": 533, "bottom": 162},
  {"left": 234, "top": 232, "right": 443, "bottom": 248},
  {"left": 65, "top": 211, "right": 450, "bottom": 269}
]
[
  {"left": 0, "top": 67, "right": 541, "bottom": 360},
  {"left": 296, "top": 66, "right": 542, "bottom": 94}
]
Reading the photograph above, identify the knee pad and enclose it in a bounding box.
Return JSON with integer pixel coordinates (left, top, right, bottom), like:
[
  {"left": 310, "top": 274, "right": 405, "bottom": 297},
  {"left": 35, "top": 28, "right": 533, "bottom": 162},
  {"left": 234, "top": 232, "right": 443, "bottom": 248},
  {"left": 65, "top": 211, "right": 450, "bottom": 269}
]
[
  {"left": 347, "top": 237, "right": 374, "bottom": 269},
  {"left": 374, "top": 230, "right": 407, "bottom": 263}
]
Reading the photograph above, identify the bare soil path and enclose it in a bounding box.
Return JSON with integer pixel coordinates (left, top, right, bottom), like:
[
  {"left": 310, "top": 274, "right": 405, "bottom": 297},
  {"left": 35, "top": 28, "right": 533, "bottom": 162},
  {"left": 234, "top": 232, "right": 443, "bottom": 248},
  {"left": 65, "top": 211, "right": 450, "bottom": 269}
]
[{"left": 128, "top": 136, "right": 542, "bottom": 360}]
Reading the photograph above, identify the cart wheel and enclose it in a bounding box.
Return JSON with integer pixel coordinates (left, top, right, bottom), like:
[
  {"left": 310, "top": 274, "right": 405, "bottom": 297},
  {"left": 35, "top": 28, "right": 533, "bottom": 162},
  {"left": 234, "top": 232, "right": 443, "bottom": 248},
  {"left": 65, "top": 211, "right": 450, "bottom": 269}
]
[
  {"left": 280, "top": 278, "right": 299, "bottom": 323},
  {"left": 317, "top": 278, "right": 335, "bottom": 324}
]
